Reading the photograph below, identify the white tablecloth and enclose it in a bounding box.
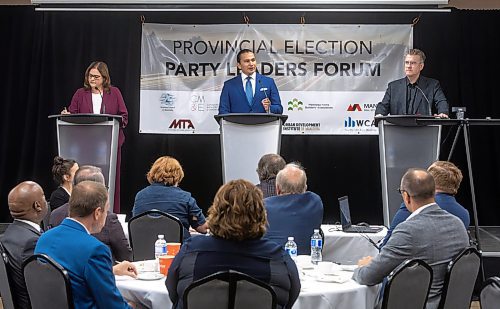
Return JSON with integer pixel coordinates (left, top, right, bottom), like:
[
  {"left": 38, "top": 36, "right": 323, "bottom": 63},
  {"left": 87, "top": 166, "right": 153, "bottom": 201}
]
[
  {"left": 116, "top": 272, "right": 378, "bottom": 309},
  {"left": 322, "top": 225, "right": 387, "bottom": 265}
]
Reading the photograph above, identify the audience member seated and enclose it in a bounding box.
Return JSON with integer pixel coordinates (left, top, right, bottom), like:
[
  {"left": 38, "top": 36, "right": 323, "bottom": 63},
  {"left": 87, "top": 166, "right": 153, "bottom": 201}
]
[
  {"left": 353, "top": 168, "right": 469, "bottom": 309},
  {"left": 49, "top": 165, "right": 132, "bottom": 262},
  {"left": 49, "top": 156, "right": 78, "bottom": 211},
  {"left": 264, "top": 163, "right": 323, "bottom": 254},
  {"left": 1, "top": 181, "right": 48, "bottom": 309},
  {"left": 36, "top": 181, "right": 137, "bottom": 308},
  {"left": 256, "top": 153, "right": 286, "bottom": 198},
  {"left": 380, "top": 160, "right": 470, "bottom": 248},
  {"left": 166, "top": 179, "right": 300, "bottom": 309},
  {"left": 132, "top": 156, "right": 207, "bottom": 239}
]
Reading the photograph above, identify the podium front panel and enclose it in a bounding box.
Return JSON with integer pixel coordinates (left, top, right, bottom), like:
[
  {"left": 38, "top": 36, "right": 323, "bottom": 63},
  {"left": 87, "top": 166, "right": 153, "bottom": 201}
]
[
  {"left": 220, "top": 119, "right": 281, "bottom": 184},
  {"left": 379, "top": 121, "right": 441, "bottom": 226},
  {"left": 56, "top": 119, "right": 118, "bottom": 210}
]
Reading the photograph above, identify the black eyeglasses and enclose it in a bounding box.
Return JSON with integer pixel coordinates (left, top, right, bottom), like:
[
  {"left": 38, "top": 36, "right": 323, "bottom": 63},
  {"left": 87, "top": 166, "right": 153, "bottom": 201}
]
[
  {"left": 89, "top": 74, "right": 102, "bottom": 79},
  {"left": 397, "top": 188, "right": 406, "bottom": 195}
]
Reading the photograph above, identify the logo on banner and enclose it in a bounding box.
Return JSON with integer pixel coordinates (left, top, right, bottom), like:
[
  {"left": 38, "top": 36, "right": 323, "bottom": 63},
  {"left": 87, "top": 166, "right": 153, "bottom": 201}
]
[
  {"left": 363, "top": 103, "right": 378, "bottom": 111},
  {"left": 347, "top": 104, "right": 362, "bottom": 112},
  {"left": 190, "top": 94, "right": 205, "bottom": 112},
  {"left": 160, "top": 93, "right": 175, "bottom": 110},
  {"left": 287, "top": 98, "right": 304, "bottom": 111},
  {"left": 169, "top": 119, "right": 195, "bottom": 130},
  {"left": 344, "top": 117, "right": 375, "bottom": 127}
]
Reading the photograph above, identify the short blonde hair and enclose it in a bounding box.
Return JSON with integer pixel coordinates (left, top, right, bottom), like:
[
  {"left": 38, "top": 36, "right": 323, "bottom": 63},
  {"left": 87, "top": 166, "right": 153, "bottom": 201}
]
[
  {"left": 146, "top": 156, "right": 184, "bottom": 186},
  {"left": 208, "top": 179, "right": 267, "bottom": 241},
  {"left": 406, "top": 49, "right": 426, "bottom": 63},
  {"left": 427, "top": 161, "right": 463, "bottom": 195}
]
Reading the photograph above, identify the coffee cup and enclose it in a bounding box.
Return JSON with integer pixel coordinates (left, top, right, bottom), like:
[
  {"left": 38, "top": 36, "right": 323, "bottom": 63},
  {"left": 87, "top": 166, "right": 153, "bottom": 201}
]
[
  {"left": 159, "top": 255, "right": 175, "bottom": 275},
  {"left": 167, "top": 242, "right": 181, "bottom": 256}
]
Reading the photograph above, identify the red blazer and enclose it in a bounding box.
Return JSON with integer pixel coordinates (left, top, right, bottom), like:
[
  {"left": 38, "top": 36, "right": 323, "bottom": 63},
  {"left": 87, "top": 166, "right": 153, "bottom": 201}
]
[{"left": 68, "top": 86, "right": 128, "bottom": 146}]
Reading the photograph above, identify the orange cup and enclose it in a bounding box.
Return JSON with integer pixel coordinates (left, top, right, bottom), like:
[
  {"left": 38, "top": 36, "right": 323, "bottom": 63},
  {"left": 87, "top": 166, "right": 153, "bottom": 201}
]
[
  {"left": 159, "top": 255, "right": 175, "bottom": 275},
  {"left": 167, "top": 242, "right": 181, "bottom": 256}
]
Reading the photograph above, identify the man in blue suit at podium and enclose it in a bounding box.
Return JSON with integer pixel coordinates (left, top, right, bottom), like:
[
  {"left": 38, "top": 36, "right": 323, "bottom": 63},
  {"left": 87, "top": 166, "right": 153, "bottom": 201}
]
[{"left": 219, "top": 49, "right": 283, "bottom": 114}]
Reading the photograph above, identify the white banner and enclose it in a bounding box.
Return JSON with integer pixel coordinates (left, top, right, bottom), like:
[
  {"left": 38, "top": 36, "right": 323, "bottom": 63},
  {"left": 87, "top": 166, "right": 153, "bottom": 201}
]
[{"left": 140, "top": 24, "right": 412, "bottom": 135}]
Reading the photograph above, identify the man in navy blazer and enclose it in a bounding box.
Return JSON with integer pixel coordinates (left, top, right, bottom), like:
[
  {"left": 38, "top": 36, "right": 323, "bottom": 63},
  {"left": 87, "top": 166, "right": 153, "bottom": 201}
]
[
  {"left": 375, "top": 49, "right": 449, "bottom": 118},
  {"left": 35, "top": 181, "right": 136, "bottom": 308},
  {"left": 219, "top": 49, "right": 283, "bottom": 114},
  {"left": 264, "top": 163, "right": 323, "bottom": 255}
]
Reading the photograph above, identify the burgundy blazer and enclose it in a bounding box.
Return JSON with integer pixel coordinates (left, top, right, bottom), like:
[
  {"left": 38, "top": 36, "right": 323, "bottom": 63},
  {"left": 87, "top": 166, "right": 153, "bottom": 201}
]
[{"left": 68, "top": 86, "right": 128, "bottom": 146}]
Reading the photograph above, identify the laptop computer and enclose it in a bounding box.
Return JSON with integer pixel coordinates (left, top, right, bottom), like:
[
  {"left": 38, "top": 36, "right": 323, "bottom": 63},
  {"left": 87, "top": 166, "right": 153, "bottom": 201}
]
[{"left": 338, "top": 196, "right": 383, "bottom": 233}]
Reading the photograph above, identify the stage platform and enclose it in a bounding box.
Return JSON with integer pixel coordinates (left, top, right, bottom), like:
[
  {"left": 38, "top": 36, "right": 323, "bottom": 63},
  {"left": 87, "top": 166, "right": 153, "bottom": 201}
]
[{"left": 469, "top": 226, "right": 500, "bottom": 257}]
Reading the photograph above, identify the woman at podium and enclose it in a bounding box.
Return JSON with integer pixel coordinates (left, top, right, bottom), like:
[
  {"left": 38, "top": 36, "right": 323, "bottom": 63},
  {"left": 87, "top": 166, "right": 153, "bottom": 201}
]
[{"left": 62, "top": 61, "right": 128, "bottom": 213}]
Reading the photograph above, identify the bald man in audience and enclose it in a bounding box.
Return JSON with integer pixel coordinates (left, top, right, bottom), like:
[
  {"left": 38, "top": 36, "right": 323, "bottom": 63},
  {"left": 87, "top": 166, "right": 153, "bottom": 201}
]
[
  {"left": 256, "top": 153, "right": 286, "bottom": 198},
  {"left": 36, "top": 181, "right": 136, "bottom": 308},
  {"left": 353, "top": 168, "right": 469, "bottom": 309},
  {"left": 264, "top": 163, "right": 323, "bottom": 255},
  {"left": 380, "top": 161, "right": 470, "bottom": 248},
  {"left": 49, "top": 165, "right": 132, "bottom": 262},
  {"left": 1, "top": 181, "right": 48, "bottom": 309}
]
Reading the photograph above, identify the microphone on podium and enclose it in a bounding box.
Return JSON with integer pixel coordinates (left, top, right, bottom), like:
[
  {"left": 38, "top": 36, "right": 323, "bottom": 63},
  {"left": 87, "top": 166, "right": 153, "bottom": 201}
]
[
  {"left": 414, "top": 84, "right": 431, "bottom": 115},
  {"left": 95, "top": 87, "right": 105, "bottom": 114}
]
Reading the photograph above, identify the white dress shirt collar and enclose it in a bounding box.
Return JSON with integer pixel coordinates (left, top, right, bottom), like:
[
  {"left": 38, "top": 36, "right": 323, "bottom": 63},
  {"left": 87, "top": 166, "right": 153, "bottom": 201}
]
[{"left": 407, "top": 202, "right": 435, "bottom": 220}]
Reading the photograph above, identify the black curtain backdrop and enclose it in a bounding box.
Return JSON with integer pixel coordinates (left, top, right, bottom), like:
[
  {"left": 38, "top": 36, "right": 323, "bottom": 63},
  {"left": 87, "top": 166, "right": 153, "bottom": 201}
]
[{"left": 1, "top": 6, "right": 499, "bottom": 226}]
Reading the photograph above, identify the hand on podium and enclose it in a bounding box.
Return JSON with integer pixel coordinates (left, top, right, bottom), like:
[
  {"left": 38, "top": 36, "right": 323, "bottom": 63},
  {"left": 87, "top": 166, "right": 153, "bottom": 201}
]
[
  {"left": 434, "top": 113, "right": 448, "bottom": 119},
  {"left": 61, "top": 107, "right": 70, "bottom": 115}
]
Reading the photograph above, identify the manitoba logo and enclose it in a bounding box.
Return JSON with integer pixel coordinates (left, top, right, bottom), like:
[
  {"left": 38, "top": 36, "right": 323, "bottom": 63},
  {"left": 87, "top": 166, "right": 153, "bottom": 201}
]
[
  {"left": 169, "top": 119, "right": 194, "bottom": 129},
  {"left": 347, "top": 104, "right": 362, "bottom": 112},
  {"left": 160, "top": 93, "right": 175, "bottom": 108},
  {"left": 287, "top": 98, "right": 304, "bottom": 111}
]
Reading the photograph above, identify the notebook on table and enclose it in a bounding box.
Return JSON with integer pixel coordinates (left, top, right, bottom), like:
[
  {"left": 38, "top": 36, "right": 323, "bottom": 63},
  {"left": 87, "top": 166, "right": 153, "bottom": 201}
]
[{"left": 338, "top": 196, "right": 383, "bottom": 233}]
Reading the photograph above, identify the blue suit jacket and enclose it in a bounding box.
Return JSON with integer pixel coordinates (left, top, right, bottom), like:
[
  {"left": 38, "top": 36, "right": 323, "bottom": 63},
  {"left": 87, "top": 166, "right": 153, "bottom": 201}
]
[
  {"left": 264, "top": 192, "right": 324, "bottom": 255},
  {"left": 380, "top": 192, "right": 470, "bottom": 248},
  {"left": 218, "top": 73, "right": 283, "bottom": 114},
  {"left": 35, "top": 218, "right": 130, "bottom": 309}
]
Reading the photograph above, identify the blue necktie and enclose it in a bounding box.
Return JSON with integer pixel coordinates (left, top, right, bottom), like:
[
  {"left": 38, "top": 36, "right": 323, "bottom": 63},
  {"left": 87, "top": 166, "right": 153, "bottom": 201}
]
[{"left": 245, "top": 76, "right": 253, "bottom": 106}]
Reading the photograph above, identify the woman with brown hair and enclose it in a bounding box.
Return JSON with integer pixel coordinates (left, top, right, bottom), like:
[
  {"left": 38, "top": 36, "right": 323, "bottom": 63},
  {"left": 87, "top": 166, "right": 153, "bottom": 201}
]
[
  {"left": 132, "top": 156, "right": 208, "bottom": 239},
  {"left": 166, "top": 179, "right": 300, "bottom": 309}
]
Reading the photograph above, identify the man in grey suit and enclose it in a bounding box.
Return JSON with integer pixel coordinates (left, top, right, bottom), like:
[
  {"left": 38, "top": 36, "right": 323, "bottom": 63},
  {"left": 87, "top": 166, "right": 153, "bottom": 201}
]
[
  {"left": 352, "top": 168, "right": 469, "bottom": 309},
  {"left": 1, "top": 181, "right": 49, "bottom": 309},
  {"left": 375, "top": 49, "right": 449, "bottom": 118},
  {"left": 49, "top": 165, "right": 132, "bottom": 262}
]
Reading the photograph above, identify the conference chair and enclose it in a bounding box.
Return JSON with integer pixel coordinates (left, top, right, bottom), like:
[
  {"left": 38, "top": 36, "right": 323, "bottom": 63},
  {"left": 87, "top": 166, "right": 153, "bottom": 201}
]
[
  {"left": 480, "top": 276, "right": 500, "bottom": 309},
  {"left": 0, "top": 243, "right": 16, "bottom": 309},
  {"left": 183, "top": 270, "right": 277, "bottom": 309},
  {"left": 381, "top": 259, "right": 433, "bottom": 309},
  {"left": 22, "top": 254, "right": 74, "bottom": 309},
  {"left": 128, "top": 210, "right": 183, "bottom": 261},
  {"left": 437, "top": 247, "right": 481, "bottom": 309}
]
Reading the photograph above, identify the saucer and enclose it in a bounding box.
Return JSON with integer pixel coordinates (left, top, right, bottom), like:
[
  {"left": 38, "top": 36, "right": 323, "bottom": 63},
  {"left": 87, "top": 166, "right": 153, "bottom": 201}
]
[{"left": 137, "top": 272, "right": 165, "bottom": 281}]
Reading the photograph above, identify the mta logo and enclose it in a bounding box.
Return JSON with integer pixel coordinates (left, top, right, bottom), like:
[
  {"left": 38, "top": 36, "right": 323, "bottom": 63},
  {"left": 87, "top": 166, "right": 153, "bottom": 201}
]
[
  {"left": 344, "top": 117, "right": 375, "bottom": 127},
  {"left": 287, "top": 98, "right": 304, "bottom": 111},
  {"left": 347, "top": 104, "right": 362, "bottom": 111},
  {"left": 169, "top": 119, "right": 194, "bottom": 129},
  {"left": 160, "top": 93, "right": 175, "bottom": 108}
]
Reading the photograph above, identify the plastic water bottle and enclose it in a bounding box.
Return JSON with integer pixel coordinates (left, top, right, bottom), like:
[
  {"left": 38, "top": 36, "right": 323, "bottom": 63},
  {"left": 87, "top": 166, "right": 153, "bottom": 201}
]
[
  {"left": 284, "top": 237, "right": 298, "bottom": 261},
  {"left": 310, "top": 229, "right": 323, "bottom": 265},
  {"left": 154, "top": 234, "right": 167, "bottom": 271}
]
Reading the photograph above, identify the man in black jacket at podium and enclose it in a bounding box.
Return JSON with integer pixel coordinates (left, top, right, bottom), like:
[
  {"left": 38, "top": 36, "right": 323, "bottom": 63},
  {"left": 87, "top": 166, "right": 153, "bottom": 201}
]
[{"left": 375, "top": 49, "right": 449, "bottom": 118}]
